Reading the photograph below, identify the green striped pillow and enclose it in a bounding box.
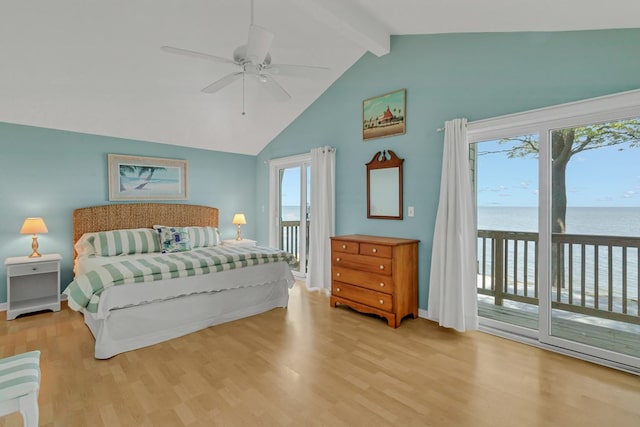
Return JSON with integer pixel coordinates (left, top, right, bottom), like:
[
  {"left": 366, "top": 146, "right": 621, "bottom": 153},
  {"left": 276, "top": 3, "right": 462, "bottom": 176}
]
[
  {"left": 90, "top": 228, "right": 162, "bottom": 256},
  {"left": 188, "top": 226, "right": 220, "bottom": 248}
]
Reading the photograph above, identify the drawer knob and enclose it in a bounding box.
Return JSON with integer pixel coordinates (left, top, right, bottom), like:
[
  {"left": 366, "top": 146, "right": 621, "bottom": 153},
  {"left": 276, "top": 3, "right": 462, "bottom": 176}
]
[
  {"left": 336, "top": 273, "right": 341, "bottom": 277},
  {"left": 379, "top": 282, "right": 385, "bottom": 287},
  {"left": 342, "top": 244, "right": 347, "bottom": 249},
  {"left": 372, "top": 248, "right": 377, "bottom": 253},
  {"left": 32, "top": 267, "right": 38, "bottom": 271},
  {"left": 336, "top": 288, "right": 341, "bottom": 292},
  {"left": 379, "top": 299, "right": 384, "bottom": 305},
  {"left": 379, "top": 265, "right": 385, "bottom": 270},
  {"left": 336, "top": 257, "right": 341, "bottom": 262}
]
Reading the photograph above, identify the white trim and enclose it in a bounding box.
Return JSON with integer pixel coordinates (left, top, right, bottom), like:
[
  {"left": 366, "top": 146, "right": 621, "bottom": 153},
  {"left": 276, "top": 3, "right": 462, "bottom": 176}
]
[
  {"left": 538, "top": 125, "right": 552, "bottom": 339},
  {"left": 467, "top": 87, "right": 640, "bottom": 142}
]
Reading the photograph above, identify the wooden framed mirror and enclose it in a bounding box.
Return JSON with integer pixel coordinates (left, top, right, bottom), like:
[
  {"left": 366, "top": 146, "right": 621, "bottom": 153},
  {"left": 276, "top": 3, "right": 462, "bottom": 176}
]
[{"left": 366, "top": 150, "right": 404, "bottom": 219}]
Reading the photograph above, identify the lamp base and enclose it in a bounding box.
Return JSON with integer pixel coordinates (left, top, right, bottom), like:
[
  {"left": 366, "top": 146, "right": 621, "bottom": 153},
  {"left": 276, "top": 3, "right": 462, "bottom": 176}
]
[
  {"left": 29, "top": 235, "right": 42, "bottom": 257},
  {"left": 236, "top": 224, "right": 242, "bottom": 241}
]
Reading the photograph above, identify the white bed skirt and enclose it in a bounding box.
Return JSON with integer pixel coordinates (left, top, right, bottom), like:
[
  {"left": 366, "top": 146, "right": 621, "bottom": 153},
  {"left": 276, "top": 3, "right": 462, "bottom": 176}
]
[{"left": 82, "top": 264, "right": 293, "bottom": 359}]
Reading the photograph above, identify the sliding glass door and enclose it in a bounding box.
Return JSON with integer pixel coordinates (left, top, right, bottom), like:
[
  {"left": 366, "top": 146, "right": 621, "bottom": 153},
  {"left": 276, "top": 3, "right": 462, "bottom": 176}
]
[
  {"left": 546, "top": 119, "right": 640, "bottom": 362},
  {"left": 468, "top": 90, "right": 640, "bottom": 371}
]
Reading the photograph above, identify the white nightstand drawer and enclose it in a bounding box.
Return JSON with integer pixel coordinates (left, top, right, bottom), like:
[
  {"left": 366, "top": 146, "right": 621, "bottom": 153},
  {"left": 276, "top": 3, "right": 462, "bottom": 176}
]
[{"left": 9, "top": 261, "right": 59, "bottom": 277}]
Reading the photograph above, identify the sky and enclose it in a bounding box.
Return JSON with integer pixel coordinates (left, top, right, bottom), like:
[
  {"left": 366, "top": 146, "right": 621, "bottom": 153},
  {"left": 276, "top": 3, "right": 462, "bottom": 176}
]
[{"left": 476, "top": 137, "right": 640, "bottom": 208}]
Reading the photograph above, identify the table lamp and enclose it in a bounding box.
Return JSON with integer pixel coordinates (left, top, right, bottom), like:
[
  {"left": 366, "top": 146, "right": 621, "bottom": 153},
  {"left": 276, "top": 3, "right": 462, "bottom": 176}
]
[
  {"left": 232, "top": 213, "right": 246, "bottom": 241},
  {"left": 20, "top": 217, "right": 48, "bottom": 257}
]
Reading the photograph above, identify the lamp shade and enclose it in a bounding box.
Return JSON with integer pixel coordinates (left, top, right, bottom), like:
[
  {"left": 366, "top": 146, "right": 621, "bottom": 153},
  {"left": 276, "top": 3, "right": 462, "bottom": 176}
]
[
  {"left": 20, "top": 218, "right": 48, "bottom": 235},
  {"left": 232, "top": 213, "right": 247, "bottom": 225}
]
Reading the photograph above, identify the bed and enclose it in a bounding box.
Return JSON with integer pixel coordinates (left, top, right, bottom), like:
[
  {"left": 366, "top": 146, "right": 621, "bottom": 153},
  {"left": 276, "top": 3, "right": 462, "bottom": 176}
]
[{"left": 64, "top": 203, "right": 295, "bottom": 359}]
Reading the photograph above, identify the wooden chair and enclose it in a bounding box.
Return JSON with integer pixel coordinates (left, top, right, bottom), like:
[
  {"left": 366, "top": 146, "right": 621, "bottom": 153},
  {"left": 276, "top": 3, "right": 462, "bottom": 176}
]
[{"left": 0, "top": 351, "right": 40, "bottom": 426}]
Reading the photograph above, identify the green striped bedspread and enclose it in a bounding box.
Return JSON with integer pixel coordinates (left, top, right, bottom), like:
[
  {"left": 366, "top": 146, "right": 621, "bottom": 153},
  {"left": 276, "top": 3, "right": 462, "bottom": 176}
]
[{"left": 64, "top": 245, "right": 296, "bottom": 313}]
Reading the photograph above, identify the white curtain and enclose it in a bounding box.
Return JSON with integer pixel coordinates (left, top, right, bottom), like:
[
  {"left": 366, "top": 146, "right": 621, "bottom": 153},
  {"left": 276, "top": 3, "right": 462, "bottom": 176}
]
[
  {"left": 306, "top": 146, "right": 336, "bottom": 293},
  {"left": 427, "top": 118, "right": 478, "bottom": 332}
]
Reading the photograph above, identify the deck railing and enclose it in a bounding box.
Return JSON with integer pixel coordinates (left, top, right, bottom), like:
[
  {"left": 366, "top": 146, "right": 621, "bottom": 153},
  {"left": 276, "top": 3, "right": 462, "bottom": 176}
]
[
  {"left": 280, "top": 220, "right": 310, "bottom": 261},
  {"left": 477, "top": 229, "right": 640, "bottom": 325}
]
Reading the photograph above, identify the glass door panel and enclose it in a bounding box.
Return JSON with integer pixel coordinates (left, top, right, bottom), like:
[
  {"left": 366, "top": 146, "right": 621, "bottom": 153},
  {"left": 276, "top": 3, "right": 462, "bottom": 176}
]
[
  {"left": 549, "top": 119, "right": 640, "bottom": 360},
  {"left": 473, "top": 135, "right": 540, "bottom": 331},
  {"left": 277, "top": 164, "right": 309, "bottom": 276}
]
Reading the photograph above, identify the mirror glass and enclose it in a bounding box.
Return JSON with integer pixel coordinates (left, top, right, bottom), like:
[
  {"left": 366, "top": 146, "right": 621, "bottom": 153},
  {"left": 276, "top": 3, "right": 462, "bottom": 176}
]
[
  {"left": 366, "top": 150, "right": 403, "bottom": 220},
  {"left": 369, "top": 168, "right": 400, "bottom": 217}
]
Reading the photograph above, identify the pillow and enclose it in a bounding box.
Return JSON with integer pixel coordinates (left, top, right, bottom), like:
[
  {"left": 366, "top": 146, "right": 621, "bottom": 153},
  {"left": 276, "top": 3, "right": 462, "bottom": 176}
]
[
  {"left": 90, "top": 228, "right": 162, "bottom": 256},
  {"left": 155, "top": 226, "right": 192, "bottom": 253},
  {"left": 75, "top": 233, "right": 97, "bottom": 257},
  {"left": 188, "top": 226, "right": 220, "bottom": 248}
]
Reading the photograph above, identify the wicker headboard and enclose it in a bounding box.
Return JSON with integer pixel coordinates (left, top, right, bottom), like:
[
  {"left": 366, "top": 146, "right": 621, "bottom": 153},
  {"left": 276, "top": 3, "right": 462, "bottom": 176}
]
[{"left": 73, "top": 203, "right": 219, "bottom": 252}]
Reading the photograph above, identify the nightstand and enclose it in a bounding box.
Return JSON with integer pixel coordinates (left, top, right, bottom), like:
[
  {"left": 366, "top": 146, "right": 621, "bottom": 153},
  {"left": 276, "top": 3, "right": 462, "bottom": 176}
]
[
  {"left": 5, "top": 253, "right": 62, "bottom": 320},
  {"left": 222, "top": 239, "right": 257, "bottom": 248}
]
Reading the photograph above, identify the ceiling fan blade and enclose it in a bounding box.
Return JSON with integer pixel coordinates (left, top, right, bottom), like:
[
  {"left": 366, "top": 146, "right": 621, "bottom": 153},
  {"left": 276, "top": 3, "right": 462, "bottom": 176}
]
[
  {"left": 265, "top": 63, "right": 330, "bottom": 79},
  {"left": 246, "top": 25, "right": 274, "bottom": 64},
  {"left": 161, "top": 46, "right": 236, "bottom": 65},
  {"left": 259, "top": 74, "right": 291, "bottom": 102},
  {"left": 201, "top": 72, "right": 243, "bottom": 93}
]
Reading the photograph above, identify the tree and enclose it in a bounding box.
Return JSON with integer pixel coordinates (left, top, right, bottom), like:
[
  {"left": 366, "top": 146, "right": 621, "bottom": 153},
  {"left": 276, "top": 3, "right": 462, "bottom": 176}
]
[
  {"left": 495, "top": 119, "right": 640, "bottom": 233},
  {"left": 119, "top": 165, "right": 167, "bottom": 191}
]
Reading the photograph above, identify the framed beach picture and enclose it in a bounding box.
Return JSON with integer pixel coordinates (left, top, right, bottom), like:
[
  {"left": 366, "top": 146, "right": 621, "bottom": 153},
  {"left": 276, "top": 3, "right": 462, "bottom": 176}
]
[
  {"left": 108, "top": 154, "right": 188, "bottom": 201},
  {"left": 362, "top": 89, "right": 406, "bottom": 141}
]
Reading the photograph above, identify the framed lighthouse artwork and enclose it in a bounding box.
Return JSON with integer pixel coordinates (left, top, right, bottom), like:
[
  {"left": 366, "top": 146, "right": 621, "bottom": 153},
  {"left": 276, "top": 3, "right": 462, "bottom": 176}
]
[{"left": 362, "top": 89, "right": 406, "bottom": 141}]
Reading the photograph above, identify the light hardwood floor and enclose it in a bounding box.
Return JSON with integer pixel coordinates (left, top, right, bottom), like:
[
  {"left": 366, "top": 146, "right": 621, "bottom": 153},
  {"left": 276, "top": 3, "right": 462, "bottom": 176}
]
[{"left": 1, "top": 282, "right": 639, "bottom": 427}]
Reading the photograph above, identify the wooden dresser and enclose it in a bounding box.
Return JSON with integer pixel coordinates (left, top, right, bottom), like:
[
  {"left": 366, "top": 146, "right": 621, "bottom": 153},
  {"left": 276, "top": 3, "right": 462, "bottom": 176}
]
[{"left": 330, "top": 234, "right": 419, "bottom": 328}]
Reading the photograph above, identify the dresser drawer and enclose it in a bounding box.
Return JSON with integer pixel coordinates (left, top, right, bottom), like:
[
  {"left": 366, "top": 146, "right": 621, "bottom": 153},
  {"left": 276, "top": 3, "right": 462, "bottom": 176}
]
[
  {"left": 331, "top": 240, "right": 359, "bottom": 254},
  {"left": 333, "top": 253, "right": 392, "bottom": 275},
  {"left": 8, "top": 261, "right": 58, "bottom": 277},
  {"left": 332, "top": 282, "right": 393, "bottom": 311},
  {"left": 359, "top": 243, "right": 392, "bottom": 258},
  {"left": 332, "top": 267, "right": 394, "bottom": 294}
]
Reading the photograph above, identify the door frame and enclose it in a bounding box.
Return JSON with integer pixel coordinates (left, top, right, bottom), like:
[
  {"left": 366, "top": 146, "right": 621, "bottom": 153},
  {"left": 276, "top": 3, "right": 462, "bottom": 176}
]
[{"left": 268, "top": 153, "right": 311, "bottom": 277}]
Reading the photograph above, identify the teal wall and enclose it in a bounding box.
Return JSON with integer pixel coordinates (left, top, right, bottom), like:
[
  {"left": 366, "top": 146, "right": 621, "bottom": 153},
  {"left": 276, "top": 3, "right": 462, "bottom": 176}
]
[
  {"left": 255, "top": 29, "right": 640, "bottom": 310},
  {"left": 0, "top": 123, "right": 257, "bottom": 304}
]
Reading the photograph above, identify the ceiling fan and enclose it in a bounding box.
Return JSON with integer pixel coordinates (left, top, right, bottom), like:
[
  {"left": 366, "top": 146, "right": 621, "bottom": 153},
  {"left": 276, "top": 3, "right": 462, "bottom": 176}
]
[{"left": 161, "top": 0, "right": 329, "bottom": 113}]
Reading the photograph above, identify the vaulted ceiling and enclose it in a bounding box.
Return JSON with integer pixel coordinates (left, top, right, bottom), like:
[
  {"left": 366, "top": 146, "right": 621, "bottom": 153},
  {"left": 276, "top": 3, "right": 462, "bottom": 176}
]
[{"left": 1, "top": 1, "right": 638, "bottom": 155}]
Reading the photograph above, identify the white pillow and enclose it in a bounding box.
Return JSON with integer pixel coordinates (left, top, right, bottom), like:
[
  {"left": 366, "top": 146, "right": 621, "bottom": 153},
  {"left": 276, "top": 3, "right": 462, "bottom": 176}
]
[{"left": 75, "top": 233, "right": 97, "bottom": 257}]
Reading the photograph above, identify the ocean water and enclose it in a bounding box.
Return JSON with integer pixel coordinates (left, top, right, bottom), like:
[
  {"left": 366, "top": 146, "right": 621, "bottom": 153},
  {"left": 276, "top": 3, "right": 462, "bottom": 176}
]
[{"left": 478, "top": 206, "right": 640, "bottom": 237}]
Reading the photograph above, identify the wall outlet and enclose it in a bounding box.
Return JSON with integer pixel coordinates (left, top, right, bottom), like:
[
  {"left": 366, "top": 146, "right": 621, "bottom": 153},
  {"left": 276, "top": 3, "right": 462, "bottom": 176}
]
[{"left": 408, "top": 206, "right": 414, "bottom": 217}]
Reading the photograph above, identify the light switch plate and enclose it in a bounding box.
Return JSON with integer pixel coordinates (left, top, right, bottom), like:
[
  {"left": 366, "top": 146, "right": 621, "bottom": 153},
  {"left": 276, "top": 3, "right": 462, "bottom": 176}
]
[{"left": 408, "top": 206, "right": 414, "bottom": 217}]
